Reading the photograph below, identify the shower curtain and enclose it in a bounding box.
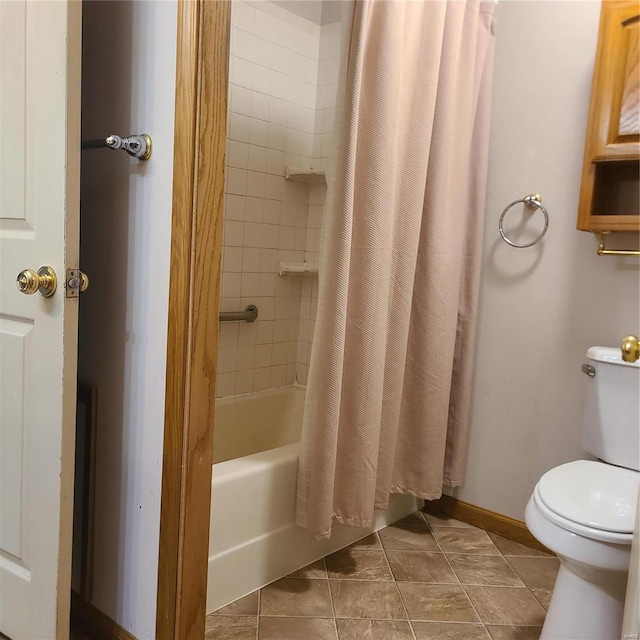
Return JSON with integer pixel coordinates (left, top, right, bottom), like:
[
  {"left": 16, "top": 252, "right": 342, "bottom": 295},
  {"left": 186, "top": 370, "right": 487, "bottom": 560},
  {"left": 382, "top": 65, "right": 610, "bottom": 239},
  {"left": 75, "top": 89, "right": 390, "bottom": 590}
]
[{"left": 296, "top": 0, "right": 497, "bottom": 539}]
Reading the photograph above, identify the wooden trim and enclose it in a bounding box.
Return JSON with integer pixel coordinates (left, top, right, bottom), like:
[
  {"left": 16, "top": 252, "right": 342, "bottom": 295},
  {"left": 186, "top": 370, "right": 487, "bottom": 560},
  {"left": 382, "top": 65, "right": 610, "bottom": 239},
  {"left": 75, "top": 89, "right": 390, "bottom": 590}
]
[
  {"left": 426, "top": 495, "right": 551, "bottom": 553},
  {"left": 582, "top": 215, "right": 640, "bottom": 231},
  {"left": 156, "top": 1, "right": 230, "bottom": 638},
  {"left": 71, "top": 593, "right": 137, "bottom": 640}
]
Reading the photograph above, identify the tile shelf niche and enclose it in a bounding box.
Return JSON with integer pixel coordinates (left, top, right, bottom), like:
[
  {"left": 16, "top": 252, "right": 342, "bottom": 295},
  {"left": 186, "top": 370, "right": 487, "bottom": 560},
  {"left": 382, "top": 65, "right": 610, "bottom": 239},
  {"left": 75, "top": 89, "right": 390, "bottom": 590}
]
[
  {"left": 278, "top": 262, "right": 319, "bottom": 277},
  {"left": 285, "top": 165, "right": 326, "bottom": 184}
]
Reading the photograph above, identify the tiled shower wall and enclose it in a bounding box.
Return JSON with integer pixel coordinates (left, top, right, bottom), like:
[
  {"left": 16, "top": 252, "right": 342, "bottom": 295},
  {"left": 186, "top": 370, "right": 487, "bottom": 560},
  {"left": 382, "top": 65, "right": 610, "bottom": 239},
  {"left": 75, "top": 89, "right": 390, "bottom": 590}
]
[
  {"left": 216, "top": 1, "right": 343, "bottom": 397},
  {"left": 297, "top": 23, "right": 342, "bottom": 385}
]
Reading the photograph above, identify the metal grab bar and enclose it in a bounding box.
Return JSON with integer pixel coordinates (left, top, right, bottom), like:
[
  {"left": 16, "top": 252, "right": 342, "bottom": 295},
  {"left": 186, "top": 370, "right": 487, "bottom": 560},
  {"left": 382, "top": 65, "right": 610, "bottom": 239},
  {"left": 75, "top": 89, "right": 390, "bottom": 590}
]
[{"left": 219, "top": 304, "right": 258, "bottom": 323}]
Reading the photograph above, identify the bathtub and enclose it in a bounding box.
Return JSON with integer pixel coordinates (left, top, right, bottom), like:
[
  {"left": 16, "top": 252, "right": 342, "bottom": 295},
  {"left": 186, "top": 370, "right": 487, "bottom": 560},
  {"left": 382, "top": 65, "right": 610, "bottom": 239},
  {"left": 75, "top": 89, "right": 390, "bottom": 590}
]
[{"left": 207, "top": 386, "right": 419, "bottom": 612}]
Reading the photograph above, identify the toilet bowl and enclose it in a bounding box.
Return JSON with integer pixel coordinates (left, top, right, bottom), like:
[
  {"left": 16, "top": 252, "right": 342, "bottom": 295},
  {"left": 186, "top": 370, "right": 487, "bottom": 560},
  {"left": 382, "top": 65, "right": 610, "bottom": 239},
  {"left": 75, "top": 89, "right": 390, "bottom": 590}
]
[
  {"left": 525, "top": 347, "right": 640, "bottom": 640},
  {"left": 525, "top": 460, "right": 638, "bottom": 640}
]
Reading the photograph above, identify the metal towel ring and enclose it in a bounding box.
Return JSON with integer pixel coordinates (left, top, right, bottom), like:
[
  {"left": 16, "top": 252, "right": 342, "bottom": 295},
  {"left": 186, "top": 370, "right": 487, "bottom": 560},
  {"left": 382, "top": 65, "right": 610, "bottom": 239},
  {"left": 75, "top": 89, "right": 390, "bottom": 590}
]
[{"left": 499, "top": 193, "right": 549, "bottom": 248}]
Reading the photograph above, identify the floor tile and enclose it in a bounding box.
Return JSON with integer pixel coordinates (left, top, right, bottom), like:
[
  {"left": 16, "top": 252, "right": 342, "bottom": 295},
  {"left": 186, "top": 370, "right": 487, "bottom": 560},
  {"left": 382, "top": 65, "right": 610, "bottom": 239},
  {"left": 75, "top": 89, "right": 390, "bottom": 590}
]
[
  {"left": 395, "top": 512, "right": 429, "bottom": 527},
  {"left": 505, "top": 557, "right": 559, "bottom": 590},
  {"left": 288, "top": 559, "right": 327, "bottom": 579},
  {"left": 422, "top": 510, "right": 476, "bottom": 528},
  {"left": 326, "top": 549, "right": 393, "bottom": 581},
  {"left": 412, "top": 621, "right": 491, "bottom": 639},
  {"left": 204, "top": 615, "right": 257, "bottom": 639},
  {"left": 258, "top": 616, "right": 337, "bottom": 639},
  {"left": 260, "top": 578, "right": 333, "bottom": 617},
  {"left": 330, "top": 580, "right": 406, "bottom": 620},
  {"left": 379, "top": 524, "right": 440, "bottom": 551},
  {"left": 488, "top": 533, "right": 550, "bottom": 557},
  {"left": 336, "top": 618, "right": 414, "bottom": 640},
  {"left": 397, "top": 583, "right": 479, "bottom": 622},
  {"left": 486, "top": 625, "right": 542, "bottom": 640},
  {"left": 212, "top": 592, "right": 259, "bottom": 615},
  {"left": 344, "top": 533, "right": 382, "bottom": 550},
  {"left": 447, "top": 554, "right": 524, "bottom": 587},
  {"left": 530, "top": 588, "right": 552, "bottom": 610},
  {"left": 432, "top": 528, "right": 500, "bottom": 555},
  {"left": 386, "top": 550, "right": 458, "bottom": 583},
  {"left": 464, "top": 586, "right": 546, "bottom": 626},
  {"left": 207, "top": 513, "right": 555, "bottom": 640}
]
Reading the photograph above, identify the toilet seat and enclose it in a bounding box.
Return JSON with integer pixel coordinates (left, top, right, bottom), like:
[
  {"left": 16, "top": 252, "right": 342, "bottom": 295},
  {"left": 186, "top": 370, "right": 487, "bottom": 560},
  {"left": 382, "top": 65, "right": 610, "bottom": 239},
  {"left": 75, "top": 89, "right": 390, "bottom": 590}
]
[
  {"left": 533, "top": 486, "right": 632, "bottom": 544},
  {"left": 534, "top": 460, "right": 638, "bottom": 545}
]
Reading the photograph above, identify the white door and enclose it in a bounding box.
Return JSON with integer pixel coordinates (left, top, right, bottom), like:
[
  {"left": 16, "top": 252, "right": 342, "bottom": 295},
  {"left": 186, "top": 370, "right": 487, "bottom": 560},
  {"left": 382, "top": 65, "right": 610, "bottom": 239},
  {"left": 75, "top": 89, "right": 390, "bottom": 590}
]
[{"left": 0, "top": 1, "right": 81, "bottom": 639}]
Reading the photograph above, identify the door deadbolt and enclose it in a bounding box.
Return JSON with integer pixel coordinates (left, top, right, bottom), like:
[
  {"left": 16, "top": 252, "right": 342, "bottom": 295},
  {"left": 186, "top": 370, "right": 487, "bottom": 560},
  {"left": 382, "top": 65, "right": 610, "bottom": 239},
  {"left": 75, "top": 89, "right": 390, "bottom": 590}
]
[{"left": 16, "top": 266, "right": 57, "bottom": 298}]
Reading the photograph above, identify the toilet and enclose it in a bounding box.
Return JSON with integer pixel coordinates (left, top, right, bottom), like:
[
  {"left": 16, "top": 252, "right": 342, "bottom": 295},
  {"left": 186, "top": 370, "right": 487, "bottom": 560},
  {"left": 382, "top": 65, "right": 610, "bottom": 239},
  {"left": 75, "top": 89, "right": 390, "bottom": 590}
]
[{"left": 525, "top": 346, "right": 640, "bottom": 640}]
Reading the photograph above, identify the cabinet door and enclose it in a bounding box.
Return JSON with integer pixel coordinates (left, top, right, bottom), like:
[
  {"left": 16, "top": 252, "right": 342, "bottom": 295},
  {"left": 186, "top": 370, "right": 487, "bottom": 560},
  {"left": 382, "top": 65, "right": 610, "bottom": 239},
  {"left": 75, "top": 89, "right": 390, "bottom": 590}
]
[
  {"left": 578, "top": 1, "right": 640, "bottom": 231},
  {"left": 591, "top": 2, "right": 639, "bottom": 160},
  {"left": 613, "top": 14, "right": 639, "bottom": 142}
]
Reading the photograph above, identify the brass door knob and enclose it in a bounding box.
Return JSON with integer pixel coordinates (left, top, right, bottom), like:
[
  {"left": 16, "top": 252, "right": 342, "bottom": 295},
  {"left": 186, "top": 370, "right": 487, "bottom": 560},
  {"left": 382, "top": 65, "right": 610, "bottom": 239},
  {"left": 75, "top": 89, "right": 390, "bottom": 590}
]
[
  {"left": 621, "top": 335, "right": 640, "bottom": 363},
  {"left": 16, "top": 266, "right": 57, "bottom": 298}
]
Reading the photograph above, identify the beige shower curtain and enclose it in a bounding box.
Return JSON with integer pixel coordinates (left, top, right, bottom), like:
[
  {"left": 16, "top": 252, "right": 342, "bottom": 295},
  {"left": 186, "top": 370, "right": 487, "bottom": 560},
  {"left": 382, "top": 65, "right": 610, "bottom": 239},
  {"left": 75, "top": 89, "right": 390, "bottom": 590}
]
[{"left": 297, "top": 0, "right": 497, "bottom": 538}]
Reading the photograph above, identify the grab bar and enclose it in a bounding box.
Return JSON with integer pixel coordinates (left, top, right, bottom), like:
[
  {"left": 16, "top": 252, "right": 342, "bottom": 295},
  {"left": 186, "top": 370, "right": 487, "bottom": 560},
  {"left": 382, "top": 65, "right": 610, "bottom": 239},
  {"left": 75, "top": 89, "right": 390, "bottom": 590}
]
[{"left": 219, "top": 304, "right": 258, "bottom": 323}]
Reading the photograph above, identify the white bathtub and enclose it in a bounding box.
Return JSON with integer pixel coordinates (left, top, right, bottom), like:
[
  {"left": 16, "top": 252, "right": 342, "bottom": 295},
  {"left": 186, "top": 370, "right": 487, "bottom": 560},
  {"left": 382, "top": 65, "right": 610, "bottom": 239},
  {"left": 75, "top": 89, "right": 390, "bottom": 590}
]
[{"left": 207, "top": 386, "right": 419, "bottom": 612}]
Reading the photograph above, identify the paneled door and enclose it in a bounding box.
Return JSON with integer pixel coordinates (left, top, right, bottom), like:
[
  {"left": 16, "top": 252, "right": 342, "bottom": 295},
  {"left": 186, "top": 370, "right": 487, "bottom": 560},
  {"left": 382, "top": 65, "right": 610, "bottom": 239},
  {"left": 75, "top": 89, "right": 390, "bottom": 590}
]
[{"left": 0, "top": 1, "right": 81, "bottom": 638}]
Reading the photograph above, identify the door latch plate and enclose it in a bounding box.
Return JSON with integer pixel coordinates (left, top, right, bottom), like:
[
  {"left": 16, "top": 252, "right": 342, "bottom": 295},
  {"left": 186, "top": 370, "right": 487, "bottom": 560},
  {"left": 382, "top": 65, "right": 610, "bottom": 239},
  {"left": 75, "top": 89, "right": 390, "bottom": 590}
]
[{"left": 65, "top": 268, "right": 89, "bottom": 298}]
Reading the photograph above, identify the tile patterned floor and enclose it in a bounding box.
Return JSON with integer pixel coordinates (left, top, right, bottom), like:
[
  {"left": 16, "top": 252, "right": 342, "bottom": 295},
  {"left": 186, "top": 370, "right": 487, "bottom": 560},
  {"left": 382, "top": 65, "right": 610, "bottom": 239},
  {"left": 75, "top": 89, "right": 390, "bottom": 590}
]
[{"left": 206, "top": 509, "right": 558, "bottom": 640}]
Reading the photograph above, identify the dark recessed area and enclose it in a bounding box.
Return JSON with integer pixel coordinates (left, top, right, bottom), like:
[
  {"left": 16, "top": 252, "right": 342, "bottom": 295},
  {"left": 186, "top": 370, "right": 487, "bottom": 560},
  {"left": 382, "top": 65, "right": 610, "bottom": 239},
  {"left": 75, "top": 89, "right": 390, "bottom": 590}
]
[{"left": 592, "top": 159, "right": 640, "bottom": 216}]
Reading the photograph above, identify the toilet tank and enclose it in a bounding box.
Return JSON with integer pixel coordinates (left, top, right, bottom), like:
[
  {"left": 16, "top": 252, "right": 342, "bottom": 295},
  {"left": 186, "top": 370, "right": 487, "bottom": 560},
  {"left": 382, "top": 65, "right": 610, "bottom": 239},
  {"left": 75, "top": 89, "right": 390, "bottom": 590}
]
[{"left": 582, "top": 346, "right": 640, "bottom": 471}]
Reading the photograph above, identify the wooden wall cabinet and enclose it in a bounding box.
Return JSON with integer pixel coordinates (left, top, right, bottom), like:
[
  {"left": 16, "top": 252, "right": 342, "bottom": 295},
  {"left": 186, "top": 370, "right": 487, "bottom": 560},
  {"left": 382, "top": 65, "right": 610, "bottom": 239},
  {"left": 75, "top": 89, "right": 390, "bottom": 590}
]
[{"left": 578, "top": 0, "right": 640, "bottom": 232}]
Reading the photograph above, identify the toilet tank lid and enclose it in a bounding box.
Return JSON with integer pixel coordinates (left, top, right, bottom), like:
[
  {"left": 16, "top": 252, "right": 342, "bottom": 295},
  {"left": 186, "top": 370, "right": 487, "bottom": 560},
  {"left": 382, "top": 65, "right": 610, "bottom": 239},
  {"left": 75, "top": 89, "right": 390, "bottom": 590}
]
[
  {"left": 587, "top": 346, "right": 640, "bottom": 368},
  {"left": 538, "top": 460, "right": 639, "bottom": 534}
]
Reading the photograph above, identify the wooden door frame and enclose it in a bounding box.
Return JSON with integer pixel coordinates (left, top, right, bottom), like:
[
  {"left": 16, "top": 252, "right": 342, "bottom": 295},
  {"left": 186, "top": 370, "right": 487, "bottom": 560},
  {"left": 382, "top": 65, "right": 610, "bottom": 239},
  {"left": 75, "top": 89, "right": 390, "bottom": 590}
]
[{"left": 156, "top": 1, "right": 230, "bottom": 638}]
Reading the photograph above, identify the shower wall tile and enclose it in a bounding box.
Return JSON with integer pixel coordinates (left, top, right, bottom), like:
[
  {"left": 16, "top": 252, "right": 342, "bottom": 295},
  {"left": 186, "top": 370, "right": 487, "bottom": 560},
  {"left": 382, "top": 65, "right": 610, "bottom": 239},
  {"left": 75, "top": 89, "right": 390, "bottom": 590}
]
[
  {"left": 228, "top": 140, "right": 249, "bottom": 169},
  {"left": 293, "top": 20, "right": 343, "bottom": 386},
  {"left": 224, "top": 246, "right": 243, "bottom": 273},
  {"left": 254, "top": 367, "right": 272, "bottom": 392},
  {"left": 220, "top": 2, "right": 316, "bottom": 399},
  {"left": 216, "top": 373, "right": 237, "bottom": 398},
  {"left": 217, "top": 348, "right": 238, "bottom": 375},
  {"left": 218, "top": 1, "right": 343, "bottom": 397},
  {"left": 236, "top": 370, "right": 254, "bottom": 395}
]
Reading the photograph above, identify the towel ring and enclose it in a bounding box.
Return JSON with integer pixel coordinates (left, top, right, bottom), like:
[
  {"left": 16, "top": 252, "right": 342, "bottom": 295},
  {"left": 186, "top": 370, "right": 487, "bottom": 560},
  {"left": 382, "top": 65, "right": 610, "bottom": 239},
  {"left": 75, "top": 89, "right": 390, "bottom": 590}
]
[{"left": 499, "top": 194, "right": 549, "bottom": 248}]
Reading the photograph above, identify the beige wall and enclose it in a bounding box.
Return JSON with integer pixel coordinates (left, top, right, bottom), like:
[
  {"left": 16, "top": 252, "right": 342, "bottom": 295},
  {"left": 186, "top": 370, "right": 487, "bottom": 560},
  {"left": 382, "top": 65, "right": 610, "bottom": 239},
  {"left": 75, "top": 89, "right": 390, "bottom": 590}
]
[{"left": 455, "top": 1, "right": 640, "bottom": 521}]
